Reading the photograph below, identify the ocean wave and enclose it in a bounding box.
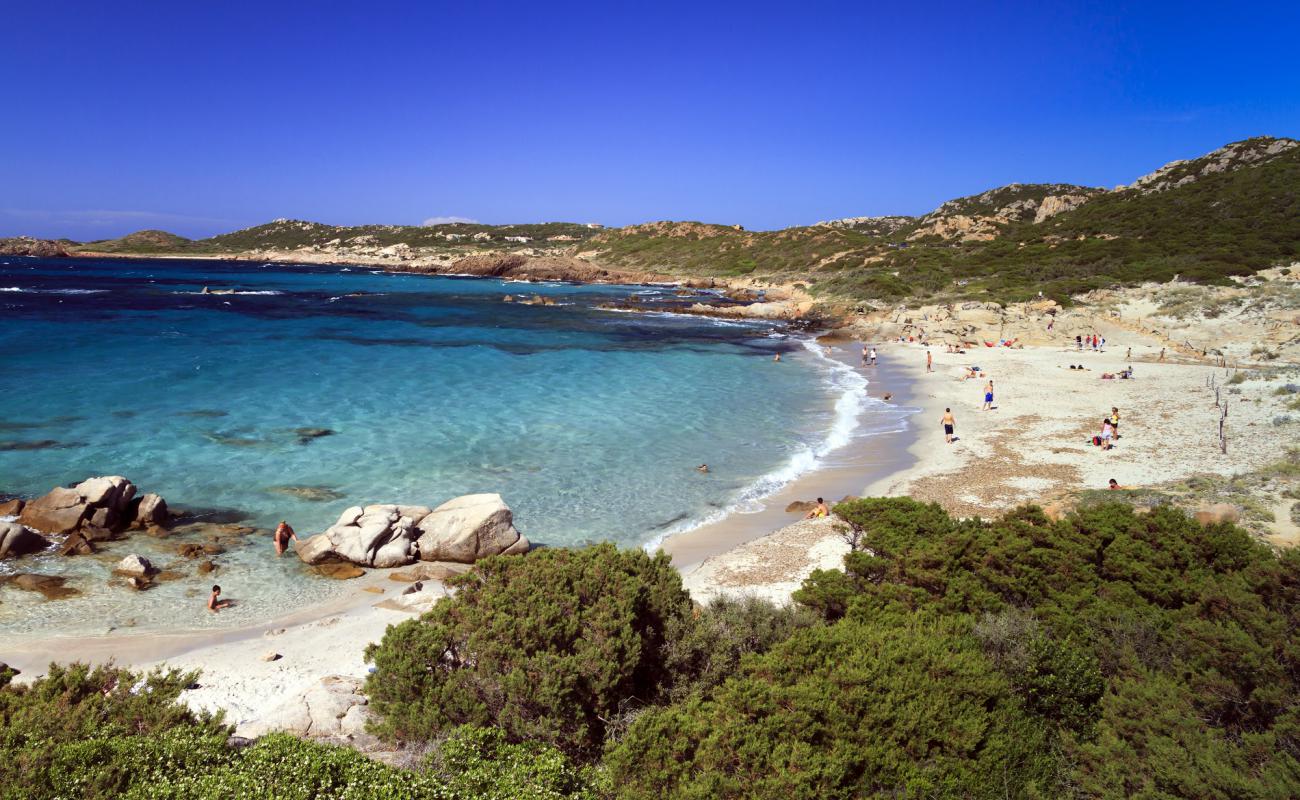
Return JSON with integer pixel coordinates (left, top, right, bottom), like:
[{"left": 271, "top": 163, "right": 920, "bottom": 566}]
[
  {"left": 0, "top": 287, "right": 108, "bottom": 295},
  {"left": 174, "top": 290, "right": 284, "bottom": 296},
  {"left": 642, "top": 339, "right": 873, "bottom": 548}
]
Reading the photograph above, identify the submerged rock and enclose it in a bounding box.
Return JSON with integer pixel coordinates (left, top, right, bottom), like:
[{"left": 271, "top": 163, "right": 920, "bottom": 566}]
[
  {"left": 266, "top": 485, "right": 345, "bottom": 503},
  {"left": 292, "top": 427, "right": 335, "bottom": 445},
  {"left": 313, "top": 562, "right": 365, "bottom": 579},
  {"left": 11, "top": 574, "right": 80, "bottom": 600},
  {"left": 0, "top": 522, "right": 48, "bottom": 559}
]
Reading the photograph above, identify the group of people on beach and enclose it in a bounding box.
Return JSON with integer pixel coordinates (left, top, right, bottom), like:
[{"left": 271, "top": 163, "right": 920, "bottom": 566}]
[
  {"left": 1077, "top": 334, "right": 1105, "bottom": 351},
  {"left": 206, "top": 520, "right": 298, "bottom": 612}
]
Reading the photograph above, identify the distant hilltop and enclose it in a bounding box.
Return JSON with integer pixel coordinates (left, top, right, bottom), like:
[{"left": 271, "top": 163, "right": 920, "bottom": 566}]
[{"left": 4, "top": 136, "right": 1297, "bottom": 305}]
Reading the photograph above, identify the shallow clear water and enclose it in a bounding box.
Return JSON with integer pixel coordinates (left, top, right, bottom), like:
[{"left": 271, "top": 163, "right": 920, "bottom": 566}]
[{"left": 0, "top": 256, "right": 899, "bottom": 634}]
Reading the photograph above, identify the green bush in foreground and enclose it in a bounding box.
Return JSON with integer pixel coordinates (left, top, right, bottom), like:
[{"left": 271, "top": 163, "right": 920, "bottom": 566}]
[
  {"left": 606, "top": 613, "right": 1057, "bottom": 799},
  {"left": 365, "top": 544, "right": 695, "bottom": 758}
]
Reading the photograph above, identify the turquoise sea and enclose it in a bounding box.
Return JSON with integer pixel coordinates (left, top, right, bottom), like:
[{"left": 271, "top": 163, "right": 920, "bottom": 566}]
[{"left": 0, "top": 256, "right": 905, "bottom": 633}]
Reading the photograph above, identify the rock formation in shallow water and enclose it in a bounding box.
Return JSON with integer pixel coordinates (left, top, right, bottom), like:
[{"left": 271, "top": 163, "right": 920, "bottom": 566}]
[
  {"left": 16, "top": 476, "right": 170, "bottom": 543},
  {"left": 295, "top": 493, "right": 529, "bottom": 568},
  {"left": 18, "top": 476, "right": 171, "bottom": 546},
  {"left": 0, "top": 521, "right": 48, "bottom": 559}
]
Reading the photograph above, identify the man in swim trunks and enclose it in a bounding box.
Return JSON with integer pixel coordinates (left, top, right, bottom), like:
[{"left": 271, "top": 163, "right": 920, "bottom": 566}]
[
  {"left": 804, "top": 497, "right": 830, "bottom": 519},
  {"left": 942, "top": 408, "right": 956, "bottom": 444},
  {"left": 983, "top": 380, "right": 994, "bottom": 411},
  {"left": 274, "top": 521, "right": 298, "bottom": 557}
]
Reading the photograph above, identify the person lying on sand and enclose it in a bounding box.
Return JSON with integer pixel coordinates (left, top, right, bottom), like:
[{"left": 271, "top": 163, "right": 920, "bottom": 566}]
[
  {"left": 208, "top": 585, "right": 233, "bottom": 612},
  {"left": 274, "top": 521, "right": 298, "bottom": 557},
  {"left": 804, "top": 497, "right": 830, "bottom": 519}
]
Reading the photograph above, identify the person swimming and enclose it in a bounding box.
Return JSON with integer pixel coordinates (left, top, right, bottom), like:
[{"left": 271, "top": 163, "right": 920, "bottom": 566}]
[{"left": 696, "top": 464, "right": 710, "bottom": 473}]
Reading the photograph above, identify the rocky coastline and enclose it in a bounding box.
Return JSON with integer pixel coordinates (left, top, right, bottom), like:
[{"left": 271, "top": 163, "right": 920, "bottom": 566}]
[{"left": 1, "top": 476, "right": 531, "bottom": 614}]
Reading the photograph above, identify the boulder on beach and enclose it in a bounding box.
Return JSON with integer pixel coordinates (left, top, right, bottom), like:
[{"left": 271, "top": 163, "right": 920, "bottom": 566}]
[
  {"left": 0, "top": 521, "right": 48, "bottom": 559},
  {"left": 0, "top": 498, "right": 24, "bottom": 516},
  {"left": 296, "top": 505, "right": 426, "bottom": 568},
  {"left": 415, "top": 493, "right": 529, "bottom": 563},
  {"left": 238, "top": 675, "right": 371, "bottom": 741},
  {"left": 18, "top": 476, "right": 168, "bottom": 544},
  {"left": 313, "top": 562, "right": 365, "bottom": 579},
  {"left": 295, "top": 494, "right": 529, "bottom": 568}
]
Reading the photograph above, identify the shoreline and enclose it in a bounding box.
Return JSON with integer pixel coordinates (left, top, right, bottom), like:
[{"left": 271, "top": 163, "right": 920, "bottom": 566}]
[{"left": 661, "top": 342, "right": 917, "bottom": 571}]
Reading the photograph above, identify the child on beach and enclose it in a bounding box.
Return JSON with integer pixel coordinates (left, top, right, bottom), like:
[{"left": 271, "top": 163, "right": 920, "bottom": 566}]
[
  {"left": 982, "top": 380, "right": 994, "bottom": 410},
  {"left": 1099, "top": 418, "right": 1115, "bottom": 450},
  {"left": 926, "top": 350, "right": 933, "bottom": 372},
  {"left": 208, "top": 585, "right": 232, "bottom": 612},
  {"left": 942, "top": 408, "right": 956, "bottom": 443}
]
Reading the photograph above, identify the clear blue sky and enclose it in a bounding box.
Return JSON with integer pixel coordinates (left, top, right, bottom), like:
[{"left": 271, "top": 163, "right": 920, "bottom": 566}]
[{"left": 4, "top": 1, "right": 1297, "bottom": 239}]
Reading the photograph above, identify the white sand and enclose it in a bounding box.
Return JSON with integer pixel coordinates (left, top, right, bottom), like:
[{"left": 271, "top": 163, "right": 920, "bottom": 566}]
[{"left": 9, "top": 327, "right": 1297, "bottom": 738}]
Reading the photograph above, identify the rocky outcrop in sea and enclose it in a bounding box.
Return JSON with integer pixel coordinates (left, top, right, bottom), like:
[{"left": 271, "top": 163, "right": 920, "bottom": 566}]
[{"left": 295, "top": 493, "right": 529, "bottom": 568}]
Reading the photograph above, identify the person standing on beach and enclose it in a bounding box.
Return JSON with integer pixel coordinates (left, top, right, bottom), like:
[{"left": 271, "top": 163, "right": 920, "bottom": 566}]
[
  {"left": 869, "top": 347, "right": 877, "bottom": 366},
  {"left": 1159, "top": 348, "right": 1165, "bottom": 362},
  {"left": 926, "top": 350, "right": 933, "bottom": 372},
  {"left": 1126, "top": 346, "right": 1131, "bottom": 360},
  {"left": 274, "top": 521, "right": 298, "bottom": 556},
  {"left": 861, "top": 345, "right": 869, "bottom": 366},
  {"left": 942, "top": 408, "right": 956, "bottom": 444},
  {"left": 1076, "top": 335, "right": 1082, "bottom": 351},
  {"left": 982, "top": 380, "right": 994, "bottom": 410}
]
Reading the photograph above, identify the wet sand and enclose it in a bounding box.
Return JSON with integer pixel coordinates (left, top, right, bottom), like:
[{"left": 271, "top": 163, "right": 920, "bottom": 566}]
[{"left": 662, "top": 343, "right": 919, "bottom": 571}]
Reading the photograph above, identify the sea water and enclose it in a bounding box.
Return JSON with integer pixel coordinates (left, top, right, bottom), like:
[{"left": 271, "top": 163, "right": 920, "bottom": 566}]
[{"left": 0, "top": 256, "right": 906, "bottom": 634}]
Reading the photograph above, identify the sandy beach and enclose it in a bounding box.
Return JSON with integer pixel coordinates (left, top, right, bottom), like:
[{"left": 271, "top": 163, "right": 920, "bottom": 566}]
[{"left": 6, "top": 322, "right": 1298, "bottom": 740}]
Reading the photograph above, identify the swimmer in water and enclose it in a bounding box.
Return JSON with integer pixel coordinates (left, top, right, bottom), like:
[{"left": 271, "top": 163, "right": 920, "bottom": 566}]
[{"left": 274, "top": 521, "right": 298, "bottom": 557}]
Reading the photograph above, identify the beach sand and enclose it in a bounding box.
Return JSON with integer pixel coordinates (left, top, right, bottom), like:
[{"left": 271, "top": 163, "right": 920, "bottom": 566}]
[
  {"left": 9, "top": 325, "right": 1297, "bottom": 738},
  {"left": 677, "top": 326, "right": 1300, "bottom": 602}
]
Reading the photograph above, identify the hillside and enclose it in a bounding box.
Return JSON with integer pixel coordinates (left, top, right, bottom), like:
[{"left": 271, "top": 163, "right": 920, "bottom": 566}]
[
  {"left": 80, "top": 229, "right": 195, "bottom": 253},
  {"left": 26, "top": 136, "right": 1300, "bottom": 306}
]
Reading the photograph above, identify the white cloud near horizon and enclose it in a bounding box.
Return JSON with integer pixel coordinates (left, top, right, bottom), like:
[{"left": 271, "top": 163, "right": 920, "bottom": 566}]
[{"left": 421, "top": 215, "right": 478, "bottom": 226}]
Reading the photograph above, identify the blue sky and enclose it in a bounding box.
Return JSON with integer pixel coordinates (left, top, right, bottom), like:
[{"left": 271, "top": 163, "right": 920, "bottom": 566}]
[{"left": 3, "top": 1, "right": 1297, "bottom": 239}]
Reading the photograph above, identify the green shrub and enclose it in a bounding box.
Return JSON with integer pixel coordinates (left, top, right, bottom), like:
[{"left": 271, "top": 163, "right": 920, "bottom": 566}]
[
  {"left": 605, "top": 615, "right": 1057, "bottom": 799},
  {"left": 364, "top": 544, "right": 695, "bottom": 758},
  {"left": 659, "top": 594, "right": 821, "bottom": 703}
]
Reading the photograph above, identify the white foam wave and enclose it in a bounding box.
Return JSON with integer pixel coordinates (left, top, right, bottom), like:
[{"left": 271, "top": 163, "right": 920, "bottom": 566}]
[
  {"left": 0, "top": 287, "right": 106, "bottom": 294},
  {"left": 175, "top": 290, "right": 283, "bottom": 296},
  {"left": 642, "top": 339, "right": 873, "bottom": 549}
]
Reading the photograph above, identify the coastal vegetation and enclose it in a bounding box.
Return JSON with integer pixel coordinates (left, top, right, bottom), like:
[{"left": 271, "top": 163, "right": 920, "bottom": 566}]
[
  {"left": 8, "top": 498, "right": 1298, "bottom": 798},
  {"left": 16, "top": 136, "right": 1292, "bottom": 308}
]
